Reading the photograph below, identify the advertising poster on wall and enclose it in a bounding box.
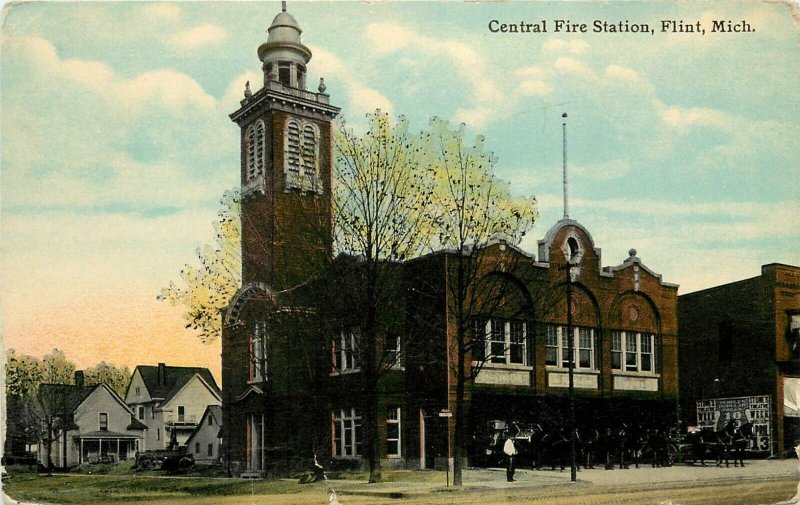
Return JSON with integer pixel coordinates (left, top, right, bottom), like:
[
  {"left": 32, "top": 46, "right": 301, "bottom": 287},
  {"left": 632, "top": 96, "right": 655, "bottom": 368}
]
[{"left": 697, "top": 395, "right": 772, "bottom": 454}]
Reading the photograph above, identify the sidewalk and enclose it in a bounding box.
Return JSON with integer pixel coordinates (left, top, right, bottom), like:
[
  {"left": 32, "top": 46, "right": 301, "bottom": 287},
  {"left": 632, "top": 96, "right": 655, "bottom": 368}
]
[{"left": 329, "top": 459, "right": 800, "bottom": 498}]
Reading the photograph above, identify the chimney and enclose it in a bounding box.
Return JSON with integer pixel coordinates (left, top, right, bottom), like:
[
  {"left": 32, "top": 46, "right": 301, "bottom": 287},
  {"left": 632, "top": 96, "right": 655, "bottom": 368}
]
[
  {"left": 74, "top": 370, "right": 84, "bottom": 388},
  {"left": 158, "top": 362, "right": 166, "bottom": 386}
]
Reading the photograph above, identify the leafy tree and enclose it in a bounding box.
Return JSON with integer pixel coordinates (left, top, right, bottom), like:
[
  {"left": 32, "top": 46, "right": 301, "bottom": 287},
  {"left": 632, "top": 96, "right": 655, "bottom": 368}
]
[
  {"left": 4, "top": 349, "right": 77, "bottom": 468},
  {"left": 40, "top": 348, "right": 76, "bottom": 384},
  {"left": 85, "top": 361, "right": 131, "bottom": 397},
  {"left": 328, "top": 111, "right": 435, "bottom": 483},
  {"left": 5, "top": 349, "right": 44, "bottom": 400},
  {"left": 424, "top": 117, "right": 537, "bottom": 485},
  {"left": 158, "top": 190, "right": 242, "bottom": 343}
]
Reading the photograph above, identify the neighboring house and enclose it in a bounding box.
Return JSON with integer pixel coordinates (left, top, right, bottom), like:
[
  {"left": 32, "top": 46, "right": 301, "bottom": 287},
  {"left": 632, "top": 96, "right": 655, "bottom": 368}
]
[
  {"left": 679, "top": 263, "right": 800, "bottom": 455},
  {"left": 185, "top": 405, "right": 223, "bottom": 464},
  {"left": 38, "top": 371, "right": 145, "bottom": 468},
  {"left": 124, "top": 363, "right": 221, "bottom": 451},
  {"left": 220, "top": 5, "right": 679, "bottom": 475}
]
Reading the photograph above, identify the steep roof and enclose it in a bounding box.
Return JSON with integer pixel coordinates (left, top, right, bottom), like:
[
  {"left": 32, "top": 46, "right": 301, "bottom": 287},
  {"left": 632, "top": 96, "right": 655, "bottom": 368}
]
[
  {"left": 134, "top": 365, "right": 221, "bottom": 403},
  {"left": 185, "top": 405, "right": 223, "bottom": 447},
  {"left": 38, "top": 383, "right": 95, "bottom": 414}
]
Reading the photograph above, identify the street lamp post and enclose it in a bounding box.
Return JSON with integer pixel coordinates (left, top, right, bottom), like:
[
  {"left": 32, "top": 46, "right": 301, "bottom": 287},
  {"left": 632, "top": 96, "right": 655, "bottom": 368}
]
[{"left": 565, "top": 261, "right": 577, "bottom": 482}]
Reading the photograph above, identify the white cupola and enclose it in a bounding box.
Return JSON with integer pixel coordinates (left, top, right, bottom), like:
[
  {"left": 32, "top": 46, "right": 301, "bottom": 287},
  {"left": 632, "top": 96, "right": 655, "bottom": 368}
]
[{"left": 257, "top": 2, "right": 312, "bottom": 89}]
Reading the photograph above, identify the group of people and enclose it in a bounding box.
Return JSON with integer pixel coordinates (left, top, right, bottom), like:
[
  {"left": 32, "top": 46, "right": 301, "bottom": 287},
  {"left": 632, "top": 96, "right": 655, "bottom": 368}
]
[{"left": 494, "top": 422, "right": 681, "bottom": 480}]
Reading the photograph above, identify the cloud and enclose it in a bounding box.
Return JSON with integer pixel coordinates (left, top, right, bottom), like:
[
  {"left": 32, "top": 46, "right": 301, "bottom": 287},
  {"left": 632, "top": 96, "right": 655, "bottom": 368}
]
[
  {"left": 170, "top": 24, "right": 228, "bottom": 50},
  {"left": 141, "top": 3, "right": 181, "bottom": 22},
  {"left": 310, "top": 45, "right": 394, "bottom": 117},
  {"left": 363, "top": 23, "right": 413, "bottom": 54},
  {"left": 572, "top": 160, "right": 632, "bottom": 180},
  {"left": 542, "top": 39, "right": 589, "bottom": 54},
  {"left": 659, "top": 104, "right": 732, "bottom": 131},
  {"left": 553, "top": 57, "right": 596, "bottom": 80},
  {"left": 2, "top": 33, "right": 232, "bottom": 215},
  {"left": 362, "top": 21, "right": 502, "bottom": 127},
  {"left": 13, "top": 35, "right": 215, "bottom": 115}
]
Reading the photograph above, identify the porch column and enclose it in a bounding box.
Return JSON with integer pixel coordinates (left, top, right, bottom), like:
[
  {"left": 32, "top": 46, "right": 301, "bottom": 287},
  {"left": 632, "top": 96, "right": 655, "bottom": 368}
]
[
  {"left": 80, "top": 439, "right": 84, "bottom": 464},
  {"left": 99, "top": 438, "right": 102, "bottom": 459},
  {"left": 419, "top": 408, "right": 425, "bottom": 470},
  {"left": 117, "top": 439, "right": 120, "bottom": 461},
  {"left": 260, "top": 413, "right": 265, "bottom": 472}
]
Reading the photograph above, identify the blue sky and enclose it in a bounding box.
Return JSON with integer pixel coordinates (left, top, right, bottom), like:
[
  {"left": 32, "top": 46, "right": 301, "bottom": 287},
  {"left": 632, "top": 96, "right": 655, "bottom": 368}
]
[{"left": 2, "top": 1, "right": 798, "bottom": 374}]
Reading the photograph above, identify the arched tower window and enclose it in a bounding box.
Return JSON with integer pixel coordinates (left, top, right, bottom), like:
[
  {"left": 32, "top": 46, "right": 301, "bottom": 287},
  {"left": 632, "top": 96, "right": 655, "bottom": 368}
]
[
  {"left": 302, "top": 124, "right": 317, "bottom": 175},
  {"left": 286, "top": 120, "right": 301, "bottom": 173},
  {"left": 284, "top": 118, "right": 322, "bottom": 194},
  {"left": 246, "top": 120, "right": 266, "bottom": 182}
]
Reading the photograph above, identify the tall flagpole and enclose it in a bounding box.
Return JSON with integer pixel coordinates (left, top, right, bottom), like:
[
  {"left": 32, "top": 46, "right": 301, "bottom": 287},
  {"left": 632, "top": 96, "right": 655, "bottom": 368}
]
[{"left": 562, "top": 112, "right": 569, "bottom": 220}]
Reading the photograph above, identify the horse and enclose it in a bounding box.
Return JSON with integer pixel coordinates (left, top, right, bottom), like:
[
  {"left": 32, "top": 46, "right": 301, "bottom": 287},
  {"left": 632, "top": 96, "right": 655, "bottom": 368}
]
[{"left": 719, "top": 420, "right": 753, "bottom": 467}]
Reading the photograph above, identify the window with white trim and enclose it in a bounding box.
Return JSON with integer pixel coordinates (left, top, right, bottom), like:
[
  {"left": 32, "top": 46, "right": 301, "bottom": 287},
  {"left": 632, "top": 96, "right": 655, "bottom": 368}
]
[
  {"left": 137, "top": 406, "right": 145, "bottom": 420},
  {"left": 99, "top": 413, "right": 108, "bottom": 431},
  {"left": 385, "top": 335, "right": 401, "bottom": 368},
  {"left": 386, "top": 407, "right": 401, "bottom": 457},
  {"left": 545, "top": 325, "right": 597, "bottom": 370},
  {"left": 333, "top": 329, "right": 360, "bottom": 373},
  {"left": 178, "top": 406, "right": 185, "bottom": 422},
  {"left": 475, "top": 318, "right": 526, "bottom": 365},
  {"left": 333, "top": 408, "right": 362, "bottom": 457},
  {"left": 612, "top": 331, "right": 655, "bottom": 372},
  {"left": 250, "top": 320, "right": 268, "bottom": 382}
]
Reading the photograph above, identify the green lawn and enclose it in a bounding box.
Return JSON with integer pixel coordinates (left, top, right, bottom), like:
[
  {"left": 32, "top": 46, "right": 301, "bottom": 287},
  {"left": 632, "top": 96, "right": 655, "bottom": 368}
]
[{"left": 2, "top": 465, "right": 443, "bottom": 504}]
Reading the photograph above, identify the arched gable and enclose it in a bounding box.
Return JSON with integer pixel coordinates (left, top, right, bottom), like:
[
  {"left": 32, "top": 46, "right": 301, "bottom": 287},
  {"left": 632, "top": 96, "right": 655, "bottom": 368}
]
[
  {"left": 607, "top": 290, "right": 662, "bottom": 334},
  {"left": 224, "top": 282, "right": 277, "bottom": 327},
  {"left": 480, "top": 271, "right": 535, "bottom": 320}
]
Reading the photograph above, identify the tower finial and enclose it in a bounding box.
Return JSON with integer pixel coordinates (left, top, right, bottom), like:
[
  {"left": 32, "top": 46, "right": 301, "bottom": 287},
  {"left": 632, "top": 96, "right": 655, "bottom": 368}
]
[
  {"left": 562, "top": 112, "right": 569, "bottom": 220},
  {"left": 281, "top": 1, "right": 287, "bottom": 12}
]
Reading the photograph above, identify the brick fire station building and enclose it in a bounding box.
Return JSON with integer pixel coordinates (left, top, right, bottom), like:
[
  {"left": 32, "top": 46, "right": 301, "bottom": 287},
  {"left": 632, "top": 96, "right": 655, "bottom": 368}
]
[{"left": 220, "top": 6, "right": 680, "bottom": 476}]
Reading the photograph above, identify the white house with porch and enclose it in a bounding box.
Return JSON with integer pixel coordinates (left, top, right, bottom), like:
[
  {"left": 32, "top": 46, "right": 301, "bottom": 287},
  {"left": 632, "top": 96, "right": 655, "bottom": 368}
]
[
  {"left": 124, "top": 363, "right": 221, "bottom": 451},
  {"left": 38, "top": 373, "right": 146, "bottom": 468}
]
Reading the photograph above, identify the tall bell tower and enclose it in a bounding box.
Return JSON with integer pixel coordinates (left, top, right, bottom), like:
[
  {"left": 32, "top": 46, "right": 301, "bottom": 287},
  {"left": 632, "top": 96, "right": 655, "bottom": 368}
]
[{"left": 230, "top": 3, "right": 340, "bottom": 291}]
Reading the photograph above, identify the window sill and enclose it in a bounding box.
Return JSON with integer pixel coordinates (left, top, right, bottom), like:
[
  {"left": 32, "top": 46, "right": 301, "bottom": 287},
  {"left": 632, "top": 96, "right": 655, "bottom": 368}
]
[
  {"left": 480, "top": 363, "right": 533, "bottom": 371},
  {"left": 545, "top": 366, "right": 599, "bottom": 374},
  {"left": 332, "top": 455, "right": 362, "bottom": 460},
  {"left": 330, "top": 369, "right": 361, "bottom": 377},
  {"left": 611, "top": 370, "right": 660, "bottom": 378},
  {"left": 247, "top": 378, "right": 266, "bottom": 385}
]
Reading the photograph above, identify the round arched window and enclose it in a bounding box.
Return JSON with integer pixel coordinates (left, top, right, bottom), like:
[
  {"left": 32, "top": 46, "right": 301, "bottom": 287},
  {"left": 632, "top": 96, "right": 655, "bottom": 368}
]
[{"left": 567, "top": 237, "right": 580, "bottom": 262}]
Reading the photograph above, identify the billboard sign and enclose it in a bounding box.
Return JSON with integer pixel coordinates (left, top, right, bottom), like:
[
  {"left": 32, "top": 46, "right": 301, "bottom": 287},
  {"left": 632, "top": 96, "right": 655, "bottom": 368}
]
[{"left": 696, "top": 395, "right": 771, "bottom": 453}]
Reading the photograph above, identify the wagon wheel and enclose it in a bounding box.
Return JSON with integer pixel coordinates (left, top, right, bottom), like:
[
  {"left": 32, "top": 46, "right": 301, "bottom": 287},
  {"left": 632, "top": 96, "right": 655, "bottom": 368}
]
[{"left": 667, "top": 443, "right": 678, "bottom": 466}]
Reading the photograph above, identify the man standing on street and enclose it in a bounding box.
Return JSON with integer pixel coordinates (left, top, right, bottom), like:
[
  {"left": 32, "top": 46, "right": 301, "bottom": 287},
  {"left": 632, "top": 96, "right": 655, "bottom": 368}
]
[{"left": 504, "top": 433, "right": 518, "bottom": 482}]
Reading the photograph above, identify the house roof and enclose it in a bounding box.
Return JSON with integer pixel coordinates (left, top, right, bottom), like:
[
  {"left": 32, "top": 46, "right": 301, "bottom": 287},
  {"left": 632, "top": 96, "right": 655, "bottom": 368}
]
[
  {"left": 76, "top": 431, "right": 141, "bottom": 439},
  {"left": 127, "top": 416, "right": 148, "bottom": 431},
  {"left": 134, "top": 365, "right": 221, "bottom": 403},
  {"left": 185, "top": 405, "right": 224, "bottom": 447},
  {"left": 38, "top": 383, "right": 95, "bottom": 413}
]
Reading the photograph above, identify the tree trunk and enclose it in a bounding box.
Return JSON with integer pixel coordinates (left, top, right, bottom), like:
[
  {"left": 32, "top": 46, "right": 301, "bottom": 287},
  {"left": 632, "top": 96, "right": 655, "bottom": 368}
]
[
  {"left": 452, "top": 359, "right": 467, "bottom": 486},
  {"left": 364, "top": 389, "right": 382, "bottom": 483}
]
